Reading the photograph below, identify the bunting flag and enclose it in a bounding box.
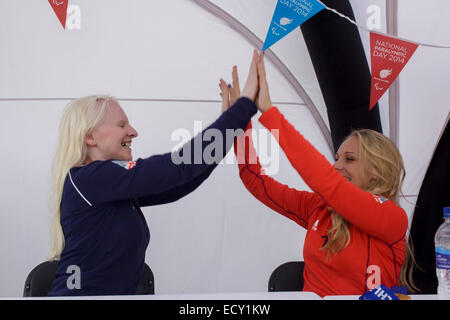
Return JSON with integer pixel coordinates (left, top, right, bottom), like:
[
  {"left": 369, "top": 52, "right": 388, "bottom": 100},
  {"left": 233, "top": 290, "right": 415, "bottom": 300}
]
[
  {"left": 369, "top": 32, "right": 418, "bottom": 110},
  {"left": 263, "top": 0, "right": 325, "bottom": 51},
  {"left": 48, "top": 0, "right": 69, "bottom": 29}
]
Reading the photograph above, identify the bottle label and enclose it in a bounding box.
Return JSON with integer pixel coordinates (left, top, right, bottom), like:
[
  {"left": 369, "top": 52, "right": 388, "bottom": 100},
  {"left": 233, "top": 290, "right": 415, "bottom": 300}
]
[{"left": 436, "top": 247, "right": 450, "bottom": 270}]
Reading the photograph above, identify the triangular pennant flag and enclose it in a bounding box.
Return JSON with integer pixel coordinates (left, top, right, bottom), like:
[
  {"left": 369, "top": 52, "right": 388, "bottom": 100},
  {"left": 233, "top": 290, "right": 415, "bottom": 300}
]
[
  {"left": 369, "top": 32, "right": 418, "bottom": 110},
  {"left": 263, "top": 0, "right": 325, "bottom": 51},
  {"left": 48, "top": 0, "right": 69, "bottom": 29}
]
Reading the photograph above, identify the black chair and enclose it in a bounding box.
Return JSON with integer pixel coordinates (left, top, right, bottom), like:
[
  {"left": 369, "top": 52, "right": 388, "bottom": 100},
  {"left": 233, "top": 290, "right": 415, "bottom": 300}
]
[
  {"left": 268, "top": 261, "right": 305, "bottom": 292},
  {"left": 23, "top": 260, "right": 154, "bottom": 296},
  {"left": 23, "top": 261, "right": 59, "bottom": 297},
  {"left": 136, "top": 263, "right": 155, "bottom": 295}
]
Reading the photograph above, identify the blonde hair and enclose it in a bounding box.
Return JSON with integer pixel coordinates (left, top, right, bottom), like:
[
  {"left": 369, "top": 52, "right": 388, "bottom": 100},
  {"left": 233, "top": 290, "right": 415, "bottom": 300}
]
[
  {"left": 321, "top": 129, "right": 417, "bottom": 292},
  {"left": 48, "top": 95, "right": 115, "bottom": 261}
]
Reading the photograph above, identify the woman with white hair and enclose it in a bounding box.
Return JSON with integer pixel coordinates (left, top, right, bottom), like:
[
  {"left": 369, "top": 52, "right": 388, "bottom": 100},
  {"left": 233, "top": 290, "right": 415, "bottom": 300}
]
[{"left": 48, "top": 51, "right": 260, "bottom": 296}]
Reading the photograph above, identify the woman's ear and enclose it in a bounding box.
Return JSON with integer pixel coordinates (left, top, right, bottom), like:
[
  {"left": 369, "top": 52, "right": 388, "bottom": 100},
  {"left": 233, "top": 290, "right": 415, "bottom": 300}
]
[{"left": 85, "top": 132, "right": 96, "bottom": 147}]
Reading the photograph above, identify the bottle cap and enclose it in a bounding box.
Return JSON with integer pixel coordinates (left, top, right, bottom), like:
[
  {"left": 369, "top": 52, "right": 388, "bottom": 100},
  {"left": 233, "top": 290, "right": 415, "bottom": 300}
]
[{"left": 444, "top": 207, "right": 450, "bottom": 218}]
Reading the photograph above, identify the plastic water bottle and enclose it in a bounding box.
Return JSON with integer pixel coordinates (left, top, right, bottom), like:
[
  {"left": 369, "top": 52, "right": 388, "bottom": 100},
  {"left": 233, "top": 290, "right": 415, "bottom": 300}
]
[{"left": 435, "top": 207, "right": 450, "bottom": 299}]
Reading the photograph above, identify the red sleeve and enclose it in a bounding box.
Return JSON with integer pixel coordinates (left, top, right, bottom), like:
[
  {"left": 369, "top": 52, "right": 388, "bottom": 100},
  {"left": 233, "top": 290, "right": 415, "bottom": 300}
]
[
  {"left": 234, "top": 121, "right": 323, "bottom": 229},
  {"left": 258, "top": 107, "right": 408, "bottom": 243}
]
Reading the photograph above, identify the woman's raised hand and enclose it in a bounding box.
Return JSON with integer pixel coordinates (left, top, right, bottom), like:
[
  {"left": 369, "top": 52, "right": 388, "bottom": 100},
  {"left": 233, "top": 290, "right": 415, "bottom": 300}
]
[
  {"left": 219, "top": 78, "right": 231, "bottom": 113},
  {"left": 240, "top": 49, "right": 259, "bottom": 102},
  {"left": 219, "top": 49, "right": 267, "bottom": 113},
  {"left": 219, "top": 66, "right": 240, "bottom": 113}
]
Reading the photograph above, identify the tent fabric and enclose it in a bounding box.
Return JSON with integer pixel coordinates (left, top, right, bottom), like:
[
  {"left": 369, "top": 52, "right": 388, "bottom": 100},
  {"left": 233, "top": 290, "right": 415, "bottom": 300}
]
[{"left": 410, "top": 115, "right": 450, "bottom": 294}]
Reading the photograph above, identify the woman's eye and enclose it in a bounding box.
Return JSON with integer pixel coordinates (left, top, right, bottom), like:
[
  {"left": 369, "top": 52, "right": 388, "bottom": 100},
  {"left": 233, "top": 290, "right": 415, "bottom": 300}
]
[{"left": 346, "top": 157, "right": 354, "bottom": 162}]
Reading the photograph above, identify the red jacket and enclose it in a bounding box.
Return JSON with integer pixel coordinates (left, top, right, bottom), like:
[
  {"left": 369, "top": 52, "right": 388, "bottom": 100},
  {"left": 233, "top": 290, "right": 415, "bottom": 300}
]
[{"left": 235, "top": 107, "right": 407, "bottom": 297}]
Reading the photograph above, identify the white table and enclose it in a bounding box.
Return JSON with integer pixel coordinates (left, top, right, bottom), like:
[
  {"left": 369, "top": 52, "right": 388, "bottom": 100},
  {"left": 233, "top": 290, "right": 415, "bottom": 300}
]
[
  {"left": 323, "top": 294, "right": 441, "bottom": 300},
  {"left": 1, "top": 291, "right": 441, "bottom": 300},
  {"left": 1, "top": 291, "right": 321, "bottom": 300}
]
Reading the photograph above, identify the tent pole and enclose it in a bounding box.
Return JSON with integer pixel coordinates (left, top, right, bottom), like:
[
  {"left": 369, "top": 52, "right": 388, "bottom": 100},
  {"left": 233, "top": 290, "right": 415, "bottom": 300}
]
[{"left": 386, "top": 0, "right": 400, "bottom": 146}]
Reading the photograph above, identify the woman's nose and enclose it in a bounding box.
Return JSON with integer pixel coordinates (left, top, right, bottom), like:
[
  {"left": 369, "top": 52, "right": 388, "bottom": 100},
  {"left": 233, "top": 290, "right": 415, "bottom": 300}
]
[{"left": 333, "top": 159, "right": 343, "bottom": 170}]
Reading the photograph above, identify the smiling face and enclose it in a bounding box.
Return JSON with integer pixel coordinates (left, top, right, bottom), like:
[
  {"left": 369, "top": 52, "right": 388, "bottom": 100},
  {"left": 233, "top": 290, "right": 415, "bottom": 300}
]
[
  {"left": 333, "top": 136, "right": 375, "bottom": 191},
  {"left": 84, "top": 99, "right": 138, "bottom": 163}
]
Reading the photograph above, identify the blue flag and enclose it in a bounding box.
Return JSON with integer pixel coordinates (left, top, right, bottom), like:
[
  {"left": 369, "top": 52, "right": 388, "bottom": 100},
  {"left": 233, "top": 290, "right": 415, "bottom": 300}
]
[{"left": 263, "top": 0, "right": 325, "bottom": 51}]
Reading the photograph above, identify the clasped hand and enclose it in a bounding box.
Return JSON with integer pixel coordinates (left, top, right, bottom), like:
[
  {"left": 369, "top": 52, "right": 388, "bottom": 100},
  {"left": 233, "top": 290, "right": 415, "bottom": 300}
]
[{"left": 219, "top": 50, "right": 272, "bottom": 114}]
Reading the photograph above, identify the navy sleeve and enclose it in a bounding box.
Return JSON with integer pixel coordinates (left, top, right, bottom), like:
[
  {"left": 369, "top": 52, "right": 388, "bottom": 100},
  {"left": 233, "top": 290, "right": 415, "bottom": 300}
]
[{"left": 67, "top": 97, "right": 256, "bottom": 206}]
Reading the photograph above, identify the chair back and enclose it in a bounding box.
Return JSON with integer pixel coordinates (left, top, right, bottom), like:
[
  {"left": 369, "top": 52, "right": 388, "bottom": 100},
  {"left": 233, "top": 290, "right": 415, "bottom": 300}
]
[
  {"left": 268, "top": 261, "right": 305, "bottom": 292},
  {"left": 136, "top": 263, "right": 155, "bottom": 294},
  {"left": 23, "top": 261, "right": 59, "bottom": 297},
  {"left": 23, "top": 261, "right": 155, "bottom": 296}
]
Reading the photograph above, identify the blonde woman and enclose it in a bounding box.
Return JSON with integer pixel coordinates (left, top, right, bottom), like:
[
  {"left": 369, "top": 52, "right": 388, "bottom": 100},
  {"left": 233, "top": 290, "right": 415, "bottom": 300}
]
[
  {"left": 48, "top": 51, "right": 261, "bottom": 296},
  {"left": 221, "top": 51, "right": 415, "bottom": 297}
]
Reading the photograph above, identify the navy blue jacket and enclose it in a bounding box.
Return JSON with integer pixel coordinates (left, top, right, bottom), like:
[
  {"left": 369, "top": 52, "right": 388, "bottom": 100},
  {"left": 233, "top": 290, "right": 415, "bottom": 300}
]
[{"left": 48, "top": 97, "right": 256, "bottom": 296}]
